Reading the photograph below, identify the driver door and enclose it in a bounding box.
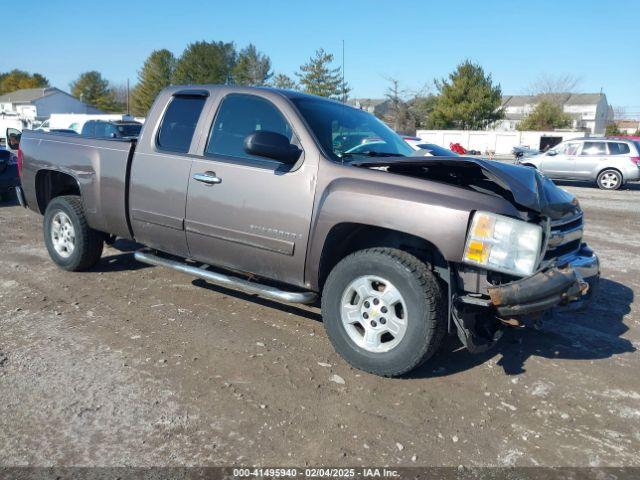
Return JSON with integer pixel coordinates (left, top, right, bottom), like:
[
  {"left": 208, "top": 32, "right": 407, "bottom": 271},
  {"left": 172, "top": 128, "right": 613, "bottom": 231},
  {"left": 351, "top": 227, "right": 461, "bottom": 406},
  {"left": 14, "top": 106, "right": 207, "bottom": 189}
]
[
  {"left": 540, "top": 141, "right": 580, "bottom": 178},
  {"left": 185, "top": 93, "right": 317, "bottom": 287}
]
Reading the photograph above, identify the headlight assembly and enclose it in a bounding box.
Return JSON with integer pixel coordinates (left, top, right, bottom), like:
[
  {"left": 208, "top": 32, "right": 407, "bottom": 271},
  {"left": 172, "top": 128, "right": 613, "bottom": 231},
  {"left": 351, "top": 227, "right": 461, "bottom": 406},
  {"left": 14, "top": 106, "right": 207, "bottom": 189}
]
[{"left": 463, "top": 211, "right": 542, "bottom": 276}]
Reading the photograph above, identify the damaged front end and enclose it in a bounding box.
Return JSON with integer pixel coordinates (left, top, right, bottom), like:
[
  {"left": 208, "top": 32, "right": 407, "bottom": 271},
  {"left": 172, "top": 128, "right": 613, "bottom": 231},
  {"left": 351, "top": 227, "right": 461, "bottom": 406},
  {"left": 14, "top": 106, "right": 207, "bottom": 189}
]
[
  {"left": 352, "top": 155, "right": 600, "bottom": 353},
  {"left": 452, "top": 242, "right": 599, "bottom": 353}
]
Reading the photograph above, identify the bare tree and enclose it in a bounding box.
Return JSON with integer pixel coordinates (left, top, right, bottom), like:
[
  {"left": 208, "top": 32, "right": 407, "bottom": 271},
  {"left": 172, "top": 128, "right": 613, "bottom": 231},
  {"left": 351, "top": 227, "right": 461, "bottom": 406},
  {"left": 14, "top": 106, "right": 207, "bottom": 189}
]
[
  {"left": 526, "top": 73, "right": 582, "bottom": 103},
  {"left": 613, "top": 106, "right": 627, "bottom": 119},
  {"left": 382, "top": 77, "right": 415, "bottom": 134}
]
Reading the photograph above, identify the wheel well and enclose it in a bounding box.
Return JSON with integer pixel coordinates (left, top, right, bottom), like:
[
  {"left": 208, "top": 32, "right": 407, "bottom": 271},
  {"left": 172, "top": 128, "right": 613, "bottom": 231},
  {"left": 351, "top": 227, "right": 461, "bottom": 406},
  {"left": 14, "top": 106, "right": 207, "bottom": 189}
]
[
  {"left": 317, "top": 223, "right": 447, "bottom": 290},
  {"left": 35, "top": 170, "right": 81, "bottom": 213},
  {"left": 597, "top": 166, "right": 623, "bottom": 180}
]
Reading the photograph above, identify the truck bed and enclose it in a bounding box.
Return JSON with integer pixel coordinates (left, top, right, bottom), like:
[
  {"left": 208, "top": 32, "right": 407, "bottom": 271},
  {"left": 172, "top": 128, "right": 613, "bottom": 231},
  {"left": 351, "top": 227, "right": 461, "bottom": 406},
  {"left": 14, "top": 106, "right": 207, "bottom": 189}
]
[{"left": 20, "top": 130, "right": 135, "bottom": 239}]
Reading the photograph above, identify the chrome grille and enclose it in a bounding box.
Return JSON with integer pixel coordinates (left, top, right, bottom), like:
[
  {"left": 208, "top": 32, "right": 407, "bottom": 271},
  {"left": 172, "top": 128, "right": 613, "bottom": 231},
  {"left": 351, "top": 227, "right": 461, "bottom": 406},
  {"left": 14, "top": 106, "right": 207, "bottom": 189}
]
[{"left": 544, "top": 212, "right": 583, "bottom": 261}]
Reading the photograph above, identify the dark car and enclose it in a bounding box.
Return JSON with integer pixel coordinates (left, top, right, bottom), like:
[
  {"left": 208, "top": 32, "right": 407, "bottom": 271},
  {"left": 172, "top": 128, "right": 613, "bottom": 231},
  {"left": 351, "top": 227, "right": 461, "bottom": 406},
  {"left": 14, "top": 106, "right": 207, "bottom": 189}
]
[
  {"left": 81, "top": 120, "right": 142, "bottom": 139},
  {"left": 0, "top": 148, "right": 20, "bottom": 201},
  {"left": 50, "top": 128, "right": 78, "bottom": 135}
]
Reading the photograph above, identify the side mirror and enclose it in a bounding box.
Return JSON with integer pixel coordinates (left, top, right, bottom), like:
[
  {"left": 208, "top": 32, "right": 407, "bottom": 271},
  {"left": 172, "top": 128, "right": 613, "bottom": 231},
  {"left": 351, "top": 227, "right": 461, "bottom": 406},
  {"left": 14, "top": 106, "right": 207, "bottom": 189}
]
[
  {"left": 547, "top": 150, "right": 557, "bottom": 156},
  {"left": 244, "top": 131, "right": 301, "bottom": 164}
]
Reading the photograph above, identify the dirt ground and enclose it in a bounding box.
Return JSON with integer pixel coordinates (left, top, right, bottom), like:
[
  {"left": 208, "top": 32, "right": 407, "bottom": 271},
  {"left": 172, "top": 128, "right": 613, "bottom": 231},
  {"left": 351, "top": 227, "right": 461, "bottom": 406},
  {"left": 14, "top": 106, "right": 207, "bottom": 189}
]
[{"left": 1, "top": 182, "right": 638, "bottom": 468}]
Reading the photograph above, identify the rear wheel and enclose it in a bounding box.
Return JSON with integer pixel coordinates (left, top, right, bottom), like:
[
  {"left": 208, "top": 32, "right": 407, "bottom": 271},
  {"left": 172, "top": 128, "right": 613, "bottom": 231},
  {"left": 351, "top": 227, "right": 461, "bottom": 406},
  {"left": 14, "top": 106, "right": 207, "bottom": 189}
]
[
  {"left": 597, "top": 169, "right": 622, "bottom": 190},
  {"left": 43, "top": 196, "right": 104, "bottom": 271},
  {"left": 321, "top": 248, "right": 446, "bottom": 377}
]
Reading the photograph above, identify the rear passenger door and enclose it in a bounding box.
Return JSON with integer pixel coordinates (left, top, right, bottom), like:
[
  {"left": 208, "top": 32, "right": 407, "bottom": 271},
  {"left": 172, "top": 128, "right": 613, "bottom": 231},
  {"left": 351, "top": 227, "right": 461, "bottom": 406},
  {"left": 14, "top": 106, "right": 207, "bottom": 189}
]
[
  {"left": 184, "top": 93, "right": 317, "bottom": 287},
  {"left": 573, "top": 141, "right": 606, "bottom": 179},
  {"left": 129, "top": 92, "right": 208, "bottom": 257}
]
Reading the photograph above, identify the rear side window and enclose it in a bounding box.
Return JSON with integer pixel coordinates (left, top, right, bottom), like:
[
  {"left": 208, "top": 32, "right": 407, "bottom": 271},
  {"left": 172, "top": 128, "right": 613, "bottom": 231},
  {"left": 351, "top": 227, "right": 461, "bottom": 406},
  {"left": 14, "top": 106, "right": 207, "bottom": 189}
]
[
  {"left": 581, "top": 142, "right": 606, "bottom": 155},
  {"left": 607, "top": 142, "right": 630, "bottom": 155},
  {"left": 206, "top": 94, "right": 295, "bottom": 161},
  {"left": 157, "top": 96, "right": 206, "bottom": 153}
]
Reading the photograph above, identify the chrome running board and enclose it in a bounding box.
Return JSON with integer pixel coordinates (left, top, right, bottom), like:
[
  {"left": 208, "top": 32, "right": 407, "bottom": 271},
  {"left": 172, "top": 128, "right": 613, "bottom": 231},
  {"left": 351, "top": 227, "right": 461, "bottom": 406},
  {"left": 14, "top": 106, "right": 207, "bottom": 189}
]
[{"left": 134, "top": 251, "right": 317, "bottom": 304}]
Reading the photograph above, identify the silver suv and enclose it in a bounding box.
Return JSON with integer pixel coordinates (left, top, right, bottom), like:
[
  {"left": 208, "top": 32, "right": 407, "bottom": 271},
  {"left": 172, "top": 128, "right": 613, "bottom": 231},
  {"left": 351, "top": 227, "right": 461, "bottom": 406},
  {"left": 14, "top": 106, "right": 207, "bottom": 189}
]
[{"left": 520, "top": 137, "right": 640, "bottom": 190}]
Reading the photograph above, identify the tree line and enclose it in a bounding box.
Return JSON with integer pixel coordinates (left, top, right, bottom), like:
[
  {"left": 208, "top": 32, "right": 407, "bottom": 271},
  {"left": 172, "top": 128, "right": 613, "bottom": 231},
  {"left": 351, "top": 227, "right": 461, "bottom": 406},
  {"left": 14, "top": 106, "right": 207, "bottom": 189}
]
[
  {"left": 2, "top": 48, "right": 631, "bottom": 134},
  {"left": 0, "top": 42, "right": 348, "bottom": 117}
]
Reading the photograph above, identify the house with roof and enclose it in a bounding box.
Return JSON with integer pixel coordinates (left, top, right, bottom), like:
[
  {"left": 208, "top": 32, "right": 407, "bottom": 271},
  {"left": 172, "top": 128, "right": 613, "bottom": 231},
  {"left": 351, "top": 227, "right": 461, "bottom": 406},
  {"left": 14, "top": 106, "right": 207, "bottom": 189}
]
[
  {"left": 614, "top": 119, "right": 640, "bottom": 135},
  {"left": 0, "top": 87, "right": 103, "bottom": 128},
  {"left": 496, "top": 93, "right": 612, "bottom": 135},
  {"left": 349, "top": 98, "right": 392, "bottom": 118}
]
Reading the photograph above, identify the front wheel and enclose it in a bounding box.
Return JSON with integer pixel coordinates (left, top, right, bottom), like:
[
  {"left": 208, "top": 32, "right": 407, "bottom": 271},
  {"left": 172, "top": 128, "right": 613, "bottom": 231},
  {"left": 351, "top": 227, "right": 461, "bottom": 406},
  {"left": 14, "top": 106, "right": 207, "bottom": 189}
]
[
  {"left": 43, "top": 195, "right": 104, "bottom": 271},
  {"left": 597, "top": 169, "right": 622, "bottom": 190},
  {"left": 321, "top": 248, "right": 446, "bottom": 377}
]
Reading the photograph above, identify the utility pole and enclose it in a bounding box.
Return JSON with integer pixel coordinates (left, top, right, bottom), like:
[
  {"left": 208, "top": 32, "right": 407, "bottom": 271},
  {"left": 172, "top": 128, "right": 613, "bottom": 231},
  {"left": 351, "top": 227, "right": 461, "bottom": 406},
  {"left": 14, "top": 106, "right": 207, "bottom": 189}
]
[
  {"left": 126, "top": 79, "right": 130, "bottom": 115},
  {"left": 342, "top": 40, "right": 346, "bottom": 104}
]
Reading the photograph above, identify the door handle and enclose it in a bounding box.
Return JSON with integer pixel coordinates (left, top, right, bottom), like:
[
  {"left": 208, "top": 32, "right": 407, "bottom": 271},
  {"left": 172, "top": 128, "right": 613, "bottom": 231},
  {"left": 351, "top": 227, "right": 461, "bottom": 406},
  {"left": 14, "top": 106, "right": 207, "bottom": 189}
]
[{"left": 193, "top": 171, "right": 222, "bottom": 185}]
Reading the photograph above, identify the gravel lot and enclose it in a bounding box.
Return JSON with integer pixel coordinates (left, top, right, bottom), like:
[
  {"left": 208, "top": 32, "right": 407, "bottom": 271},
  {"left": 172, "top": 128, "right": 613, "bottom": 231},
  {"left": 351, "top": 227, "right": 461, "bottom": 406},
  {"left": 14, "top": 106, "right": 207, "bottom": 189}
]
[{"left": 1, "top": 182, "right": 638, "bottom": 468}]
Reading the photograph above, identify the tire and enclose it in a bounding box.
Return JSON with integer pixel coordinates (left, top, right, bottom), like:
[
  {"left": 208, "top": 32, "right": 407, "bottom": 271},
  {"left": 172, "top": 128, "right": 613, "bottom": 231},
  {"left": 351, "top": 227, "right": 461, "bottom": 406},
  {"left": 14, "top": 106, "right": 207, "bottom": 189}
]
[
  {"left": 321, "top": 248, "right": 446, "bottom": 377},
  {"left": 597, "top": 169, "right": 622, "bottom": 190},
  {"left": 43, "top": 195, "right": 104, "bottom": 271}
]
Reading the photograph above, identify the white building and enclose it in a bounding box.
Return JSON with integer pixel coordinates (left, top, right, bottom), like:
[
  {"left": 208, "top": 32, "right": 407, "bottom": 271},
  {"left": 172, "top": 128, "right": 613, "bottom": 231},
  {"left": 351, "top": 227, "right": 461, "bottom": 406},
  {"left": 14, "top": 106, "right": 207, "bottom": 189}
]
[
  {"left": 0, "top": 87, "right": 103, "bottom": 128},
  {"left": 614, "top": 120, "right": 640, "bottom": 135},
  {"left": 496, "top": 93, "right": 612, "bottom": 135},
  {"left": 416, "top": 129, "right": 588, "bottom": 156}
]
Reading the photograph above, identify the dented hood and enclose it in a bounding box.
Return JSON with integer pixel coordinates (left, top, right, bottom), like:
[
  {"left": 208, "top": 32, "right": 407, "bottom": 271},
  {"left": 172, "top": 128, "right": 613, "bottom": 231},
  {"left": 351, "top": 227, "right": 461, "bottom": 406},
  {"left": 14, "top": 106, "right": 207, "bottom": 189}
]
[{"left": 351, "top": 156, "right": 580, "bottom": 220}]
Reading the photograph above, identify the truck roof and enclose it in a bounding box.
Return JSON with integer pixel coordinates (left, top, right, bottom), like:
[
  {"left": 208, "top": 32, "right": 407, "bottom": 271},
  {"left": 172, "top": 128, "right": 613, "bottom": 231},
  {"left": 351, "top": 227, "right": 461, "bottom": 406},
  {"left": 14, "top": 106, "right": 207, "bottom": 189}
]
[{"left": 164, "top": 84, "right": 356, "bottom": 109}]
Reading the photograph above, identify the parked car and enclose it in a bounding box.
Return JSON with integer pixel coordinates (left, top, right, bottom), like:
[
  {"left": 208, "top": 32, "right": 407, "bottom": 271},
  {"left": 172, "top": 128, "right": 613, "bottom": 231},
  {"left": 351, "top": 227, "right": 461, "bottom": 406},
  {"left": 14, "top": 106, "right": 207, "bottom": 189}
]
[
  {"left": 17, "top": 86, "right": 599, "bottom": 377},
  {"left": 0, "top": 147, "right": 19, "bottom": 201},
  {"left": 50, "top": 129, "right": 78, "bottom": 135},
  {"left": 519, "top": 137, "right": 640, "bottom": 190},
  {"left": 81, "top": 120, "right": 142, "bottom": 139},
  {"left": 404, "top": 138, "right": 459, "bottom": 157},
  {"left": 512, "top": 145, "right": 539, "bottom": 160}
]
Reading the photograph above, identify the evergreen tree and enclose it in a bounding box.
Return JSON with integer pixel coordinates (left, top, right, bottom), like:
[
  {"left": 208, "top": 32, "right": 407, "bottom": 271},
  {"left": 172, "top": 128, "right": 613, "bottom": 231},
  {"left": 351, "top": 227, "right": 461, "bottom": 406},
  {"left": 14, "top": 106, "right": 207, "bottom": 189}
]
[
  {"left": 427, "top": 60, "right": 503, "bottom": 130},
  {"left": 0, "top": 69, "right": 49, "bottom": 95},
  {"left": 296, "top": 48, "right": 348, "bottom": 99},
  {"left": 271, "top": 73, "right": 298, "bottom": 90},
  {"left": 232, "top": 44, "right": 272, "bottom": 86},
  {"left": 70, "top": 71, "right": 118, "bottom": 111},
  {"left": 173, "top": 41, "right": 236, "bottom": 85},
  {"left": 132, "top": 49, "right": 176, "bottom": 116},
  {"left": 604, "top": 123, "right": 621, "bottom": 136},
  {"left": 517, "top": 100, "right": 572, "bottom": 131},
  {"left": 408, "top": 94, "right": 438, "bottom": 129}
]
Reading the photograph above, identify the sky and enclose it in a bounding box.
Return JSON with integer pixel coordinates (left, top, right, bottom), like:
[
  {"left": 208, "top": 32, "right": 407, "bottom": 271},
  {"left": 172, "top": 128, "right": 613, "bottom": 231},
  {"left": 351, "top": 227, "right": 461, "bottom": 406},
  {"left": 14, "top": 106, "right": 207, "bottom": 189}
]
[{"left": 3, "top": 0, "right": 639, "bottom": 116}]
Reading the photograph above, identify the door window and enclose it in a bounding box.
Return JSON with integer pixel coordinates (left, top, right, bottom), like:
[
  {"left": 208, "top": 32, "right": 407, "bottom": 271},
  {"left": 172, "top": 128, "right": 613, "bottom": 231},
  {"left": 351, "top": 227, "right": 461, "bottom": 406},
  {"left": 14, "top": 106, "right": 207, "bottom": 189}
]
[
  {"left": 553, "top": 142, "right": 580, "bottom": 155},
  {"left": 157, "top": 95, "right": 207, "bottom": 153},
  {"left": 607, "top": 142, "right": 630, "bottom": 155},
  {"left": 206, "top": 94, "right": 296, "bottom": 162},
  {"left": 581, "top": 142, "right": 606, "bottom": 155}
]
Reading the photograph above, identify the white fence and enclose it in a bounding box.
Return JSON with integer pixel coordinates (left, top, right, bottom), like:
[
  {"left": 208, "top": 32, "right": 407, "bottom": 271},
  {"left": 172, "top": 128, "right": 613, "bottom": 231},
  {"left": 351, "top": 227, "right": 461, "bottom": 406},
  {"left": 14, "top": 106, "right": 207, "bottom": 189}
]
[{"left": 416, "top": 129, "right": 588, "bottom": 155}]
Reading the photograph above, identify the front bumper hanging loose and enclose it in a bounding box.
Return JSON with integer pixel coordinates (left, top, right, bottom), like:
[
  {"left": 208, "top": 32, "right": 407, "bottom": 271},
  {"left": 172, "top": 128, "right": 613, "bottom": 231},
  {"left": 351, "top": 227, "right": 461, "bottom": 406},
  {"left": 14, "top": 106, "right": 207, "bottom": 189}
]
[{"left": 487, "top": 244, "right": 599, "bottom": 317}]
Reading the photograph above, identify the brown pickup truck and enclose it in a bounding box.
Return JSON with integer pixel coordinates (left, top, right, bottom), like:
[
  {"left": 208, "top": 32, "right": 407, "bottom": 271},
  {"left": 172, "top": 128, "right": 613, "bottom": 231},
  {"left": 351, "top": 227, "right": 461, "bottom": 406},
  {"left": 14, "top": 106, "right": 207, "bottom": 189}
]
[{"left": 16, "top": 85, "right": 599, "bottom": 377}]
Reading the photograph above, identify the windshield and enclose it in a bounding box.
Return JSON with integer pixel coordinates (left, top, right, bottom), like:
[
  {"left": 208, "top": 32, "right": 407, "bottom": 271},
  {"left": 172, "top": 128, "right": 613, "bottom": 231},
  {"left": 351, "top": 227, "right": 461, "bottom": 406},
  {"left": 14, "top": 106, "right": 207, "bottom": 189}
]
[
  {"left": 291, "top": 97, "right": 413, "bottom": 161},
  {"left": 117, "top": 124, "right": 142, "bottom": 137}
]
